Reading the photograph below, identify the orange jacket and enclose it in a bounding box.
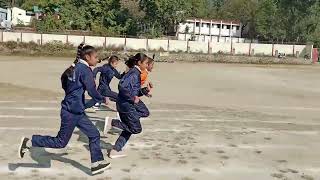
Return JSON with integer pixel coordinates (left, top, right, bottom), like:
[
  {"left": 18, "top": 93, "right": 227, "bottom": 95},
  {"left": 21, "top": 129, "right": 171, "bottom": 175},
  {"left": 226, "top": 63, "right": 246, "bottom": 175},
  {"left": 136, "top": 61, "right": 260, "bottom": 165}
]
[{"left": 141, "top": 70, "right": 149, "bottom": 85}]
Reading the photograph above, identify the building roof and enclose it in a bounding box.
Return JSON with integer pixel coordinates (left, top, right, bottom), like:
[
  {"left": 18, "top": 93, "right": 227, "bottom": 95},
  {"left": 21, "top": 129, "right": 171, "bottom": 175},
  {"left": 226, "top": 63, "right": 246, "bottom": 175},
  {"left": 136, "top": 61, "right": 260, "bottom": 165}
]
[{"left": 185, "top": 18, "right": 241, "bottom": 25}]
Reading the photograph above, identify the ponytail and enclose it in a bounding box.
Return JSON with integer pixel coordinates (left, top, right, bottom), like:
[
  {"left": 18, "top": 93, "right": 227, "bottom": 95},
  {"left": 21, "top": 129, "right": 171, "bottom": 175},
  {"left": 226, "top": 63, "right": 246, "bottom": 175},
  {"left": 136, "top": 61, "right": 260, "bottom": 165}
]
[
  {"left": 73, "top": 43, "right": 85, "bottom": 66},
  {"left": 62, "top": 43, "right": 96, "bottom": 89},
  {"left": 125, "top": 53, "right": 148, "bottom": 69}
]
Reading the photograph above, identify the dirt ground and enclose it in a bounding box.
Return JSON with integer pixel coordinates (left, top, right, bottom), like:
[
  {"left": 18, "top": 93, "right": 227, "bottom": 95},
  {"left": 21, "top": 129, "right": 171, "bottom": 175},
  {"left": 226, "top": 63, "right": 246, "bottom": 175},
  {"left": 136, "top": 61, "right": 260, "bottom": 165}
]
[{"left": 0, "top": 56, "right": 319, "bottom": 180}]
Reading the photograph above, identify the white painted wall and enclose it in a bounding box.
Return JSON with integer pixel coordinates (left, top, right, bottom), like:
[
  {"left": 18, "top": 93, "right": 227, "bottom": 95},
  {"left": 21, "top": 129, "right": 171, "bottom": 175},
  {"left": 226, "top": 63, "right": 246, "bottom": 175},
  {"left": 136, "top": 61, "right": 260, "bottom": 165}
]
[
  {"left": 294, "top": 45, "right": 306, "bottom": 57},
  {"left": 169, "top": 40, "right": 187, "bottom": 52},
  {"left": 0, "top": 31, "right": 309, "bottom": 57},
  {"left": 211, "top": 42, "right": 231, "bottom": 54},
  {"left": 148, "top": 39, "right": 168, "bottom": 51},
  {"left": 233, "top": 43, "right": 250, "bottom": 55},
  {"left": 21, "top": 33, "right": 41, "bottom": 44},
  {"left": 126, "top": 38, "right": 147, "bottom": 51},
  {"left": 67, "top": 35, "right": 84, "bottom": 46},
  {"left": 251, "top": 43, "right": 273, "bottom": 56},
  {"left": 84, "top": 36, "right": 105, "bottom": 47},
  {"left": 106, "top": 37, "right": 125, "bottom": 49},
  {"left": 274, "top": 44, "right": 294, "bottom": 55},
  {"left": 189, "top": 41, "right": 208, "bottom": 53},
  {"left": 3, "top": 31, "right": 21, "bottom": 42},
  {"left": 42, "top": 34, "right": 67, "bottom": 44}
]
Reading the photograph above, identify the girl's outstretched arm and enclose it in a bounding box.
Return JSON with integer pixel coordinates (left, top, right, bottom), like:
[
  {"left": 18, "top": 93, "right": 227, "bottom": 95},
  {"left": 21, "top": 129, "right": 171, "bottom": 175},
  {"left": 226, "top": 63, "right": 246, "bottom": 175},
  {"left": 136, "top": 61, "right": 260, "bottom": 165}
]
[
  {"left": 92, "top": 66, "right": 103, "bottom": 79},
  {"left": 81, "top": 68, "right": 107, "bottom": 108}
]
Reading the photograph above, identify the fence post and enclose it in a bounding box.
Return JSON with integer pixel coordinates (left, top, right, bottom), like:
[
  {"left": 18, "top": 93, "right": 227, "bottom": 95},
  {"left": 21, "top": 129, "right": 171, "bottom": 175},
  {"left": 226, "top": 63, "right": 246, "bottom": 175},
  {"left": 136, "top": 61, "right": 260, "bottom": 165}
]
[
  {"left": 66, "top": 34, "right": 69, "bottom": 44},
  {"left": 293, "top": 44, "right": 295, "bottom": 57},
  {"left": 146, "top": 37, "right": 149, "bottom": 52},
  {"left": 40, "top": 33, "right": 43, "bottom": 45},
  {"left": 124, "top": 35, "right": 127, "bottom": 51},
  {"left": 249, "top": 42, "right": 252, "bottom": 56},
  {"left": 230, "top": 37, "right": 233, "bottom": 54},
  {"left": 83, "top": 35, "right": 86, "bottom": 44},
  {"left": 272, "top": 43, "right": 274, "bottom": 56},
  {"left": 104, "top": 36, "right": 107, "bottom": 49},
  {"left": 167, "top": 37, "right": 170, "bottom": 52},
  {"left": 20, "top": 32, "right": 22, "bottom": 43},
  {"left": 187, "top": 40, "right": 189, "bottom": 53},
  {"left": 1, "top": 31, "right": 3, "bottom": 42}
]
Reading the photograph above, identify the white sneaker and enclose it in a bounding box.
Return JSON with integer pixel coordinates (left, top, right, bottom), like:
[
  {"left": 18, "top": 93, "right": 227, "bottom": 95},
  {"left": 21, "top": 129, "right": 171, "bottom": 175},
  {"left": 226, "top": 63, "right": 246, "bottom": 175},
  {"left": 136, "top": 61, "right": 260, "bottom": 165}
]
[
  {"left": 85, "top": 108, "right": 96, "bottom": 113},
  {"left": 91, "top": 160, "right": 111, "bottom": 175},
  {"left": 103, "top": 117, "right": 112, "bottom": 136},
  {"left": 108, "top": 149, "right": 127, "bottom": 159}
]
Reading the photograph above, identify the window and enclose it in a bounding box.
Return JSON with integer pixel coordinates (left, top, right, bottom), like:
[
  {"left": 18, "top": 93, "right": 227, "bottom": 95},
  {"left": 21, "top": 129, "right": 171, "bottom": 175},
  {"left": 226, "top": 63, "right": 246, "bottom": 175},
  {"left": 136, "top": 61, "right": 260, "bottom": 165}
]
[
  {"left": 217, "top": 24, "right": 221, "bottom": 28},
  {"left": 201, "top": 23, "right": 205, "bottom": 27},
  {"left": 236, "top": 26, "right": 240, "bottom": 30},
  {"left": 227, "top": 25, "right": 231, "bottom": 29},
  {"left": 196, "top": 22, "right": 200, "bottom": 27}
]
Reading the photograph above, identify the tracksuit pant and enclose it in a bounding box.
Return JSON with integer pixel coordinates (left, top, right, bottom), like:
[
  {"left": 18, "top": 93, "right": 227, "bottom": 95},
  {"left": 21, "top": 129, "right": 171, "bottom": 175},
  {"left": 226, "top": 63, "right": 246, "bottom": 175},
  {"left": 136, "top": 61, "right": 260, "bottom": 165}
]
[
  {"left": 111, "top": 100, "right": 150, "bottom": 151},
  {"left": 31, "top": 109, "right": 104, "bottom": 163},
  {"left": 111, "top": 110, "right": 142, "bottom": 152},
  {"left": 98, "top": 87, "right": 118, "bottom": 102},
  {"left": 134, "top": 100, "right": 149, "bottom": 118}
]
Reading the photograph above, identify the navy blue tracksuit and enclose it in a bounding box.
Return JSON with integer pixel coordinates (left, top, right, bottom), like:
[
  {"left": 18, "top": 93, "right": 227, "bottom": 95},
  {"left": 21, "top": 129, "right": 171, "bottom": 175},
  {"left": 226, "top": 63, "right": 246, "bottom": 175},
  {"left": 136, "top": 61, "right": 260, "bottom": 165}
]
[
  {"left": 93, "top": 64, "right": 122, "bottom": 102},
  {"left": 111, "top": 67, "right": 149, "bottom": 151},
  {"left": 32, "top": 61, "right": 106, "bottom": 163}
]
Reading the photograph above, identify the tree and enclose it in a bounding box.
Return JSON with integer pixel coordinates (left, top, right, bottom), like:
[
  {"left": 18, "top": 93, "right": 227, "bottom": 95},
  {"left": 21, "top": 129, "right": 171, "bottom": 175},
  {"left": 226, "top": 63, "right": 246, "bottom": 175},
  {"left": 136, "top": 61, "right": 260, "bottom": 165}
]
[
  {"left": 255, "top": 0, "right": 280, "bottom": 40},
  {"left": 221, "top": 0, "right": 258, "bottom": 38},
  {"left": 0, "top": 0, "right": 11, "bottom": 7}
]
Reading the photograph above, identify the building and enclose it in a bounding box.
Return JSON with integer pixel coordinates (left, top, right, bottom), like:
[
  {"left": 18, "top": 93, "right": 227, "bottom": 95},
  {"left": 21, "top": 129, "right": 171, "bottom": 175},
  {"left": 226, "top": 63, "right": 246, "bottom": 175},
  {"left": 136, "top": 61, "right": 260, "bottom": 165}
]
[
  {"left": 9, "top": 7, "right": 34, "bottom": 26},
  {"left": 177, "top": 18, "right": 242, "bottom": 42},
  {"left": 0, "top": 8, "right": 7, "bottom": 22}
]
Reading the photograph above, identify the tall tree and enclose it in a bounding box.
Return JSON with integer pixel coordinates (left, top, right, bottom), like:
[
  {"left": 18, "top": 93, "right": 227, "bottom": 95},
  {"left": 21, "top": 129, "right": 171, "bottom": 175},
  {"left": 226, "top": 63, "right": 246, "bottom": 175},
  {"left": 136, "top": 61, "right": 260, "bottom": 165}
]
[{"left": 222, "top": 0, "right": 258, "bottom": 38}]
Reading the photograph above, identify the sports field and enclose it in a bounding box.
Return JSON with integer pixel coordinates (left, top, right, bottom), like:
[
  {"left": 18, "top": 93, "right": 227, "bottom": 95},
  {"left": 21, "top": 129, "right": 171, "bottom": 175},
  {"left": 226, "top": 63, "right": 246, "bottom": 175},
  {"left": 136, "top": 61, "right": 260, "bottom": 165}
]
[{"left": 0, "top": 56, "right": 319, "bottom": 180}]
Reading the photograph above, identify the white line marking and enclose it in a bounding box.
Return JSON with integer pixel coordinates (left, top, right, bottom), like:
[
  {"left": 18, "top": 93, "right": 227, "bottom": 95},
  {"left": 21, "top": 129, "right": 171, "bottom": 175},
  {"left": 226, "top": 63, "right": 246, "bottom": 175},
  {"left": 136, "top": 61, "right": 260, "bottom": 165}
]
[
  {"left": 0, "top": 115, "right": 57, "bottom": 119},
  {"left": 1, "top": 114, "right": 319, "bottom": 126},
  {"left": 0, "top": 100, "right": 59, "bottom": 103},
  {"left": 0, "top": 107, "right": 58, "bottom": 111},
  {"left": 0, "top": 104, "right": 320, "bottom": 111},
  {"left": 0, "top": 127, "right": 318, "bottom": 135}
]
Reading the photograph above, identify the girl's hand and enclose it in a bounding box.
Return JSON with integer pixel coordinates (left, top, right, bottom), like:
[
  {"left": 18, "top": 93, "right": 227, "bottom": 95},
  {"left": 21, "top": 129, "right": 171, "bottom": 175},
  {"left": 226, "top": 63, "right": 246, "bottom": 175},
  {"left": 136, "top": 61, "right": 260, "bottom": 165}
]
[
  {"left": 146, "top": 92, "right": 153, "bottom": 98},
  {"left": 134, "top": 96, "right": 139, "bottom": 104},
  {"left": 105, "top": 97, "right": 110, "bottom": 105},
  {"left": 148, "top": 82, "right": 154, "bottom": 89}
]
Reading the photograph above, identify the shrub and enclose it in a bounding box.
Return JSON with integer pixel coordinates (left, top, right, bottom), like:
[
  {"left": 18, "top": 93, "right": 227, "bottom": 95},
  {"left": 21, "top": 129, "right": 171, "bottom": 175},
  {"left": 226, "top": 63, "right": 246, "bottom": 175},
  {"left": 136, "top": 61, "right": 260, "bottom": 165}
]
[{"left": 4, "top": 41, "right": 18, "bottom": 50}]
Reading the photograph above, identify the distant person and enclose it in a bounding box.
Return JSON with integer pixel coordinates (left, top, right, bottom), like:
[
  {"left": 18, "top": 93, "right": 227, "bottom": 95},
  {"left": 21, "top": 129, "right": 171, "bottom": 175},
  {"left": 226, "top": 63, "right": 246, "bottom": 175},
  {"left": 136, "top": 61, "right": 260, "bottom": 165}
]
[
  {"left": 90, "top": 55, "right": 122, "bottom": 109},
  {"left": 18, "top": 45, "right": 111, "bottom": 175}
]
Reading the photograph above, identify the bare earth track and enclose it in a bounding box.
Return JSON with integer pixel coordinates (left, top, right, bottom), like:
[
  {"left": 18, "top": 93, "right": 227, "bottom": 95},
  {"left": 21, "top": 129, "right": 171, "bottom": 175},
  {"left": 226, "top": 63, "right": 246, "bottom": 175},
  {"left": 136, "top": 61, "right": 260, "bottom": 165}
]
[{"left": 0, "top": 56, "right": 319, "bottom": 180}]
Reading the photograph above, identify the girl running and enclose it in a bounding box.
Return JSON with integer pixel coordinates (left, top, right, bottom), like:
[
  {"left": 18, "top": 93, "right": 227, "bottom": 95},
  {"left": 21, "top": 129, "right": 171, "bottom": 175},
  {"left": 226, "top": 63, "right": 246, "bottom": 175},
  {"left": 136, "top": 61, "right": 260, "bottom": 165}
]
[
  {"left": 105, "top": 53, "right": 150, "bottom": 158},
  {"left": 91, "top": 56, "right": 122, "bottom": 108},
  {"left": 18, "top": 45, "right": 111, "bottom": 175}
]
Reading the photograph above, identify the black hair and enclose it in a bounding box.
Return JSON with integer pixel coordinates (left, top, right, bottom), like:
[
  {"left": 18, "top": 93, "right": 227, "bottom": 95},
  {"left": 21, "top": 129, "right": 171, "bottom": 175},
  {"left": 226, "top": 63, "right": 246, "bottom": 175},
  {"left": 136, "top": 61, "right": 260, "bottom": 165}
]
[
  {"left": 125, "top": 53, "right": 148, "bottom": 69},
  {"left": 148, "top": 55, "right": 154, "bottom": 64},
  {"left": 74, "top": 43, "right": 85, "bottom": 65},
  {"left": 61, "top": 44, "right": 96, "bottom": 90},
  {"left": 108, "top": 55, "right": 119, "bottom": 64},
  {"left": 79, "top": 45, "right": 96, "bottom": 60}
]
